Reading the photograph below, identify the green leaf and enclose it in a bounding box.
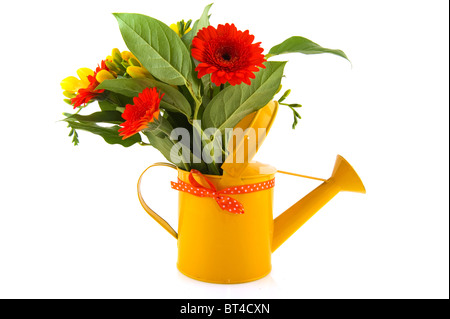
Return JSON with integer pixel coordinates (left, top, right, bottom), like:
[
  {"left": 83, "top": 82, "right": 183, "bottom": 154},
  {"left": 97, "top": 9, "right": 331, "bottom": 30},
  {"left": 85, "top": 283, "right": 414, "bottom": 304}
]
[
  {"left": 144, "top": 117, "right": 189, "bottom": 170},
  {"left": 278, "top": 89, "right": 291, "bottom": 103},
  {"left": 98, "top": 100, "right": 117, "bottom": 111},
  {"left": 143, "top": 130, "right": 188, "bottom": 170},
  {"left": 290, "top": 107, "right": 301, "bottom": 129},
  {"left": 163, "top": 110, "right": 192, "bottom": 133},
  {"left": 113, "top": 13, "right": 200, "bottom": 95},
  {"left": 143, "top": 131, "right": 173, "bottom": 158},
  {"left": 98, "top": 93, "right": 133, "bottom": 111},
  {"left": 182, "top": 3, "right": 213, "bottom": 48},
  {"left": 145, "top": 114, "right": 175, "bottom": 138},
  {"left": 202, "top": 61, "right": 287, "bottom": 132},
  {"left": 267, "top": 36, "right": 350, "bottom": 62},
  {"left": 144, "top": 117, "right": 207, "bottom": 172},
  {"left": 68, "top": 127, "right": 79, "bottom": 146},
  {"left": 64, "top": 118, "right": 141, "bottom": 147},
  {"left": 97, "top": 78, "right": 192, "bottom": 118},
  {"left": 63, "top": 111, "right": 124, "bottom": 124}
]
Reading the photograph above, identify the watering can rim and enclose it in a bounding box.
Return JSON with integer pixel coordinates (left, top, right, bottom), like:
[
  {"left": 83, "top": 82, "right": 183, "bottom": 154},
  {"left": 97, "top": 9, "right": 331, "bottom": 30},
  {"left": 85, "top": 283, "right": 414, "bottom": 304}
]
[{"left": 177, "top": 161, "right": 277, "bottom": 180}]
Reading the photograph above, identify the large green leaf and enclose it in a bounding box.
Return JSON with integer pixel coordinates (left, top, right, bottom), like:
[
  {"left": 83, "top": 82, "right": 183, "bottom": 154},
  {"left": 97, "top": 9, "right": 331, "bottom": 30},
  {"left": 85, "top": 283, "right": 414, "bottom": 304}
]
[
  {"left": 145, "top": 115, "right": 175, "bottom": 139},
  {"left": 182, "top": 3, "right": 213, "bottom": 48},
  {"left": 144, "top": 117, "right": 207, "bottom": 172},
  {"left": 202, "top": 61, "right": 286, "bottom": 132},
  {"left": 99, "top": 93, "right": 133, "bottom": 111},
  {"left": 113, "top": 13, "right": 200, "bottom": 95},
  {"left": 97, "top": 78, "right": 192, "bottom": 118},
  {"left": 63, "top": 111, "right": 124, "bottom": 124},
  {"left": 64, "top": 118, "right": 141, "bottom": 147},
  {"left": 98, "top": 100, "right": 117, "bottom": 111},
  {"left": 143, "top": 130, "right": 188, "bottom": 170},
  {"left": 267, "top": 36, "right": 350, "bottom": 62}
]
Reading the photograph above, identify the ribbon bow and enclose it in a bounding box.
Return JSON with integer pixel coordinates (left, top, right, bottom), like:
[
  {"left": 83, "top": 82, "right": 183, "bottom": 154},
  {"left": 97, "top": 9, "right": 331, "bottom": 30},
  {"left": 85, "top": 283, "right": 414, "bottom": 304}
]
[{"left": 171, "top": 169, "right": 275, "bottom": 214}]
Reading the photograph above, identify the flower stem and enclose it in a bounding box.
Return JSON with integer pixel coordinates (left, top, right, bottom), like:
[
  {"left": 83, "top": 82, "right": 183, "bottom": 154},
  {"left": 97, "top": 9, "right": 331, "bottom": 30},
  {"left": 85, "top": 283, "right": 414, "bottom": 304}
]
[
  {"left": 192, "top": 120, "right": 220, "bottom": 175},
  {"left": 188, "top": 82, "right": 222, "bottom": 175}
]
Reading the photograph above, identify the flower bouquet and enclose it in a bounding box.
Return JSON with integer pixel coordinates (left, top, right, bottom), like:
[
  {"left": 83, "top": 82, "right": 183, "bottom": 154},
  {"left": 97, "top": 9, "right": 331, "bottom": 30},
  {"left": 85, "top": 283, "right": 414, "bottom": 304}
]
[
  {"left": 59, "top": 4, "right": 363, "bottom": 284},
  {"left": 60, "top": 3, "right": 349, "bottom": 176}
]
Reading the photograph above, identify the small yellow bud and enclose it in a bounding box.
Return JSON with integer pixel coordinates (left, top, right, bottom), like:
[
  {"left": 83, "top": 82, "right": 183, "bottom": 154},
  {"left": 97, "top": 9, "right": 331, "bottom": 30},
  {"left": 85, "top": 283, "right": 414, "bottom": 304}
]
[
  {"left": 112, "top": 48, "right": 123, "bottom": 63},
  {"left": 127, "top": 66, "right": 152, "bottom": 79},
  {"left": 104, "top": 60, "right": 119, "bottom": 74},
  {"left": 128, "top": 57, "right": 141, "bottom": 67},
  {"left": 116, "top": 61, "right": 127, "bottom": 73},
  {"left": 96, "top": 70, "right": 115, "bottom": 83},
  {"left": 121, "top": 51, "right": 134, "bottom": 61}
]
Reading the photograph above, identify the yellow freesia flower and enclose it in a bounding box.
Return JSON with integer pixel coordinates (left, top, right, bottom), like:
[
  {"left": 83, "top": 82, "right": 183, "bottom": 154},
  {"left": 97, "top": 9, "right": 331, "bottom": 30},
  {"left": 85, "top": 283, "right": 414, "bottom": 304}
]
[
  {"left": 170, "top": 22, "right": 191, "bottom": 37},
  {"left": 61, "top": 68, "right": 94, "bottom": 94},
  {"left": 127, "top": 66, "right": 153, "bottom": 79},
  {"left": 96, "top": 69, "right": 115, "bottom": 83},
  {"left": 105, "top": 48, "right": 144, "bottom": 76},
  {"left": 121, "top": 51, "right": 134, "bottom": 61},
  {"left": 170, "top": 23, "right": 181, "bottom": 36},
  {"left": 61, "top": 48, "right": 154, "bottom": 106},
  {"left": 61, "top": 60, "right": 112, "bottom": 108},
  {"left": 105, "top": 48, "right": 152, "bottom": 79}
]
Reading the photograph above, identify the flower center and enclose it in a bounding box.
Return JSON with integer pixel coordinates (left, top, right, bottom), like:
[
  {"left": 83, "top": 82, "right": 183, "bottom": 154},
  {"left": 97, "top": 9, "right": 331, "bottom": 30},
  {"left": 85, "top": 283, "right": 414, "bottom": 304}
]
[{"left": 221, "top": 53, "right": 231, "bottom": 61}]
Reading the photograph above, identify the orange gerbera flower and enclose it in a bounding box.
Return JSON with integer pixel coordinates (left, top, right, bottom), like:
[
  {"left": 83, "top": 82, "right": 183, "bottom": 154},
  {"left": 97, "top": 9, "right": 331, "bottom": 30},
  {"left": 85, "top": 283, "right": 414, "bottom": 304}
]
[
  {"left": 68, "top": 61, "right": 109, "bottom": 108},
  {"left": 119, "top": 87, "right": 164, "bottom": 139},
  {"left": 191, "top": 23, "right": 266, "bottom": 86}
]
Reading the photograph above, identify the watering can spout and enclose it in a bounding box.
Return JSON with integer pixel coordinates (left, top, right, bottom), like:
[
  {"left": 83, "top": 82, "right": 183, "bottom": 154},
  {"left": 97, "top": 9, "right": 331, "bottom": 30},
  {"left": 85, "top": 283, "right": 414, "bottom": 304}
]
[
  {"left": 271, "top": 155, "right": 365, "bottom": 252},
  {"left": 331, "top": 155, "right": 366, "bottom": 194}
]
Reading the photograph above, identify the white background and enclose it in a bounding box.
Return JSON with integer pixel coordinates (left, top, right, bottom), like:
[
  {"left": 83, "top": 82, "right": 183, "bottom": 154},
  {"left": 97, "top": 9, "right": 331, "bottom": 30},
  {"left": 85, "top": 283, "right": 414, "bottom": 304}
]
[{"left": 0, "top": 0, "right": 448, "bottom": 299}]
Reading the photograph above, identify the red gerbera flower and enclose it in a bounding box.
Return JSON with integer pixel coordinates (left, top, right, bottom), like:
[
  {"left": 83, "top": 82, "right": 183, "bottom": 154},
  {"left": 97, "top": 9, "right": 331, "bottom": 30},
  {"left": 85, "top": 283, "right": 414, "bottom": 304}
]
[
  {"left": 119, "top": 87, "right": 164, "bottom": 139},
  {"left": 70, "top": 60, "right": 109, "bottom": 108},
  {"left": 191, "top": 23, "right": 266, "bottom": 86}
]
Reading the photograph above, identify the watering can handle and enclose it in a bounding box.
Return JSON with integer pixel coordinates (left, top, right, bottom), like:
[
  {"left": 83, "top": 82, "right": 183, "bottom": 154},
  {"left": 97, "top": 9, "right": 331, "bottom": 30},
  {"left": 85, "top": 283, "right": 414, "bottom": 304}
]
[{"left": 137, "top": 162, "right": 178, "bottom": 240}]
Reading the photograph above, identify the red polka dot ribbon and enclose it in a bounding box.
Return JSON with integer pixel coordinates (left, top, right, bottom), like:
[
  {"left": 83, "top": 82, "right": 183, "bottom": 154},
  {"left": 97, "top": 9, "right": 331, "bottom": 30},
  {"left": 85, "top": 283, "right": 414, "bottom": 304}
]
[{"left": 170, "top": 169, "right": 275, "bottom": 214}]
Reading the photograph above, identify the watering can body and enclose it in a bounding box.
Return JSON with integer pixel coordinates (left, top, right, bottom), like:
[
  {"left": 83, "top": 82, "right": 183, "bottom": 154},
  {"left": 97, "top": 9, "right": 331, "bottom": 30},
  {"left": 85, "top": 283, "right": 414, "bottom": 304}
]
[
  {"left": 137, "top": 101, "right": 365, "bottom": 284},
  {"left": 176, "top": 163, "right": 276, "bottom": 283},
  {"left": 138, "top": 156, "right": 365, "bottom": 284}
]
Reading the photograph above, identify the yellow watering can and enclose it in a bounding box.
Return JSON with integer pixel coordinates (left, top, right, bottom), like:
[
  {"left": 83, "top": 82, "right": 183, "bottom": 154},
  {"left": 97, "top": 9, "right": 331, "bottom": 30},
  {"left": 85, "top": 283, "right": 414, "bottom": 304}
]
[{"left": 137, "top": 101, "right": 365, "bottom": 284}]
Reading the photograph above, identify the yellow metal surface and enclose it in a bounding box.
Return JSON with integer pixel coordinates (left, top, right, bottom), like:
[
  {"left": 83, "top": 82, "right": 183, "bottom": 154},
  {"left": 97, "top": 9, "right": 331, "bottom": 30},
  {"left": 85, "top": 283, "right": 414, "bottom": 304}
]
[
  {"left": 272, "top": 155, "right": 366, "bottom": 251},
  {"left": 222, "top": 100, "right": 279, "bottom": 178},
  {"left": 138, "top": 156, "right": 365, "bottom": 283},
  {"left": 137, "top": 162, "right": 178, "bottom": 239},
  {"left": 138, "top": 147, "right": 365, "bottom": 282},
  {"left": 176, "top": 162, "right": 276, "bottom": 284}
]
